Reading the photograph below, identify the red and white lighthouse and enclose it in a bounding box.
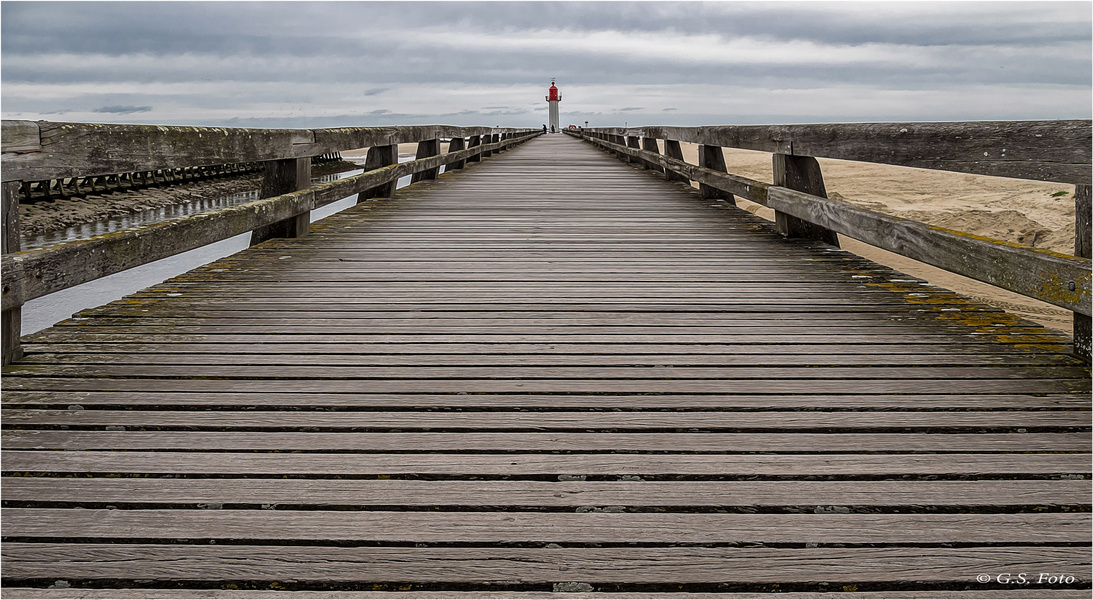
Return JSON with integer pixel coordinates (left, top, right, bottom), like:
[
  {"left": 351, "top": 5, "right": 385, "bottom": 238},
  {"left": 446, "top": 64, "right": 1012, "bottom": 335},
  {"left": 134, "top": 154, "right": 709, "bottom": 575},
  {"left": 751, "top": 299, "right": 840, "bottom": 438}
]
[{"left": 546, "top": 81, "right": 561, "bottom": 132}]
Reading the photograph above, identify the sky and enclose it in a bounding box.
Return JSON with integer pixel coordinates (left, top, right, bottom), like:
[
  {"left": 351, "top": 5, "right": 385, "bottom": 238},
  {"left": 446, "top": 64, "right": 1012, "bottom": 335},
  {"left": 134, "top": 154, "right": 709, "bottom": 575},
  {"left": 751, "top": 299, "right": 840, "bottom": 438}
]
[{"left": 1, "top": 1, "right": 1090, "bottom": 129}]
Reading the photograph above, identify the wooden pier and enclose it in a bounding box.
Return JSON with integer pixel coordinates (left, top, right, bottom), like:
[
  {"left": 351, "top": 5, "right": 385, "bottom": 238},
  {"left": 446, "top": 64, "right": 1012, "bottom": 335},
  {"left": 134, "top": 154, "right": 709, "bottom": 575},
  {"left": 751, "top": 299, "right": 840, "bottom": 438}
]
[{"left": 1, "top": 125, "right": 1091, "bottom": 597}]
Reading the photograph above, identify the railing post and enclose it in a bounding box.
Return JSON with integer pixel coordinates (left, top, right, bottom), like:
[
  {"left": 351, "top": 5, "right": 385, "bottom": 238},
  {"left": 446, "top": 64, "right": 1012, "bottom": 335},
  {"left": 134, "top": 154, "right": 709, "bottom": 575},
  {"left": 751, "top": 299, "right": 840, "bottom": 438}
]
[
  {"left": 447, "top": 137, "right": 467, "bottom": 171},
  {"left": 641, "top": 137, "right": 663, "bottom": 173},
  {"left": 772, "top": 154, "right": 840, "bottom": 247},
  {"left": 662, "top": 140, "right": 688, "bottom": 183},
  {"left": 481, "top": 134, "right": 494, "bottom": 159},
  {"left": 411, "top": 138, "right": 441, "bottom": 183},
  {"left": 249, "top": 157, "right": 311, "bottom": 246},
  {"left": 626, "top": 136, "right": 641, "bottom": 164},
  {"left": 356, "top": 144, "right": 398, "bottom": 203},
  {"left": 698, "top": 144, "right": 736, "bottom": 206},
  {"left": 467, "top": 135, "right": 483, "bottom": 163},
  {"left": 2, "top": 180, "right": 22, "bottom": 365},
  {"left": 1074, "top": 184, "right": 1091, "bottom": 360}
]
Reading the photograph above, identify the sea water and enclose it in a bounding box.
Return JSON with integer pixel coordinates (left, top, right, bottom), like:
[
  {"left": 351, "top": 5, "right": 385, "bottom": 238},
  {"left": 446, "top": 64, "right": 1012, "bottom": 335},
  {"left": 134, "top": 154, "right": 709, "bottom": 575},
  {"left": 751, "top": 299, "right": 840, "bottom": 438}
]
[{"left": 20, "top": 158, "right": 421, "bottom": 334}]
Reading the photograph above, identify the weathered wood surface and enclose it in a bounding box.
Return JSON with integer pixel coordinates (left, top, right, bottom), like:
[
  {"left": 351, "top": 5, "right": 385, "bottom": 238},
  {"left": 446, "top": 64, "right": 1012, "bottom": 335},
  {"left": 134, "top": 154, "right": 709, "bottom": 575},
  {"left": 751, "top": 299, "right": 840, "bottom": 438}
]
[
  {"left": 1, "top": 134, "right": 1089, "bottom": 596},
  {"left": 0, "top": 121, "right": 534, "bottom": 182},
  {"left": 0, "top": 132, "right": 537, "bottom": 311},
  {"left": 580, "top": 132, "right": 1092, "bottom": 316},
  {"left": 593, "top": 121, "right": 1092, "bottom": 184},
  {"left": 6, "top": 592, "right": 1093, "bottom": 600}
]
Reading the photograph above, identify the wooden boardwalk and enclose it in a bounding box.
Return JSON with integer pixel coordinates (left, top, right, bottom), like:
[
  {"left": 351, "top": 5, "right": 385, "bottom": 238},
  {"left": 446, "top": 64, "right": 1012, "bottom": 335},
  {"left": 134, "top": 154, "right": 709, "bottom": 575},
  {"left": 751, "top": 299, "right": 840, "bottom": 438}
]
[{"left": 2, "top": 134, "right": 1090, "bottom": 597}]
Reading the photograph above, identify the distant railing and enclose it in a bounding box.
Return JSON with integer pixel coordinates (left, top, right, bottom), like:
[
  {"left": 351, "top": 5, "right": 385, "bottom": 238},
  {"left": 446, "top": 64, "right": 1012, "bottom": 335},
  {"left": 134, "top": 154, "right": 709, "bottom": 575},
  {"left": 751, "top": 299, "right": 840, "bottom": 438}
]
[
  {"left": 569, "top": 121, "right": 1092, "bottom": 360},
  {"left": 1, "top": 121, "right": 540, "bottom": 364}
]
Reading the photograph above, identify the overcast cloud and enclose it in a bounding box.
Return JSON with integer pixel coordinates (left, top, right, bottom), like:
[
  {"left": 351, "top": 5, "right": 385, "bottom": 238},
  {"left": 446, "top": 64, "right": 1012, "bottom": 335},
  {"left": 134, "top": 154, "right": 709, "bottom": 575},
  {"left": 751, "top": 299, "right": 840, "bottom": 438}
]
[{"left": 2, "top": 1, "right": 1089, "bottom": 128}]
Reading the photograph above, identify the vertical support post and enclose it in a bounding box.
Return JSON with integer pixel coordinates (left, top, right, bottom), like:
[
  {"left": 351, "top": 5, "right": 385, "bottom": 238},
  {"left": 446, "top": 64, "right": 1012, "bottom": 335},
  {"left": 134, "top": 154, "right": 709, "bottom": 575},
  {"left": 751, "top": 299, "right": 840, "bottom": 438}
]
[
  {"left": 641, "top": 137, "right": 663, "bottom": 173},
  {"left": 2, "top": 180, "right": 23, "bottom": 365},
  {"left": 467, "top": 135, "right": 483, "bottom": 163},
  {"left": 249, "top": 157, "right": 311, "bottom": 246},
  {"left": 447, "top": 137, "right": 467, "bottom": 171},
  {"left": 662, "top": 140, "right": 688, "bottom": 183},
  {"left": 697, "top": 144, "right": 736, "bottom": 206},
  {"left": 626, "top": 136, "right": 641, "bottom": 164},
  {"left": 356, "top": 144, "right": 398, "bottom": 203},
  {"left": 411, "top": 138, "right": 441, "bottom": 183},
  {"left": 1074, "top": 184, "right": 1091, "bottom": 361},
  {"left": 772, "top": 154, "right": 840, "bottom": 247},
  {"left": 481, "top": 133, "right": 494, "bottom": 158}
]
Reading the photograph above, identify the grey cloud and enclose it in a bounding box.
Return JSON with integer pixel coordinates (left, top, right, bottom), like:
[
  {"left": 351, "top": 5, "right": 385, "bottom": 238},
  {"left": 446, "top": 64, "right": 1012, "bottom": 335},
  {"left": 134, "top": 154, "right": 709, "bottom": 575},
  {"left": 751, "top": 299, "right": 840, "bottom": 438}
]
[
  {"left": 2, "top": 1, "right": 1088, "bottom": 127},
  {"left": 92, "top": 105, "right": 153, "bottom": 114}
]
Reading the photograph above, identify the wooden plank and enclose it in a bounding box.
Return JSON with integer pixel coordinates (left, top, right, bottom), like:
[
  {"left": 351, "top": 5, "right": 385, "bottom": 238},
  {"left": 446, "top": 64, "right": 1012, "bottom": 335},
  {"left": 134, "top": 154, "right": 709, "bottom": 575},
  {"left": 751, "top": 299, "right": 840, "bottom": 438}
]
[
  {"left": 4, "top": 391, "right": 1088, "bottom": 410},
  {"left": 5, "top": 451, "right": 1088, "bottom": 477},
  {"left": 14, "top": 351, "right": 1086, "bottom": 367},
  {"left": 5, "top": 409, "right": 1088, "bottom": 430},
  {"left": 6, "top": 478, "right": 1089, "bottom": 508},
  {"left": 4, "top": 376, "right": 1087, "bottom": 395},
  {"left": 5, "top": 364, "right": 1088, "bottom": 381},
  {"left": 5, "top": 509, "right": 1088, "bottom": 544},
  {"left": 4, "top": 430, "right": 1087, "bottom": 452},
  {"left": 3, "top": 544, "right": 1089, "bottom": 584}
]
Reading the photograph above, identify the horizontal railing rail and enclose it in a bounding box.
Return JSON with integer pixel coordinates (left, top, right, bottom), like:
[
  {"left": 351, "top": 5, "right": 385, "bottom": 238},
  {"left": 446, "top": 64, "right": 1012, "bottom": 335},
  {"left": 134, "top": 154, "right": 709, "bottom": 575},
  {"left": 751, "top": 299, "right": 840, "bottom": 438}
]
[
  {"left": 569, "top": 121, "right": 1092, "bottom": 360},
  {"left": 1, "top": 121, "right": 540, "bottom": 364}
]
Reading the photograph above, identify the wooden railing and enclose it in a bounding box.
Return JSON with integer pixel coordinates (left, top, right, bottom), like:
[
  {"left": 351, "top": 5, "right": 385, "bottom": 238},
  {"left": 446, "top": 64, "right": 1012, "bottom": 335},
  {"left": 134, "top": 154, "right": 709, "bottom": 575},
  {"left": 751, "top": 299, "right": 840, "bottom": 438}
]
[
  {"left": 0, "top": 121, "right": 540, "bottom": 364},
  {"left": 569, "top": 121, "right": 1092, "bottom": 360}
]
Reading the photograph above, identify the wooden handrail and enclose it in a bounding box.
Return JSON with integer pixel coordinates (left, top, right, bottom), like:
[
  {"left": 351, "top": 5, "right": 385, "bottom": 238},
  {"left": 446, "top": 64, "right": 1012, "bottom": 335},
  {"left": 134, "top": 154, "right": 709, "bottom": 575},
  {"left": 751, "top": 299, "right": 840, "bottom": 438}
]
[
  {"left": 570, "top": 123, "right": 1092, "bottom": 360},
  {"left": 0, "top": 121, "right": 533, "bottom": 183},
  {"left": 583, "top": 121, "right": 1091, "bottom": 185},
  {"left": 0, "top": 122, "right": 539, "bottom": 364}
]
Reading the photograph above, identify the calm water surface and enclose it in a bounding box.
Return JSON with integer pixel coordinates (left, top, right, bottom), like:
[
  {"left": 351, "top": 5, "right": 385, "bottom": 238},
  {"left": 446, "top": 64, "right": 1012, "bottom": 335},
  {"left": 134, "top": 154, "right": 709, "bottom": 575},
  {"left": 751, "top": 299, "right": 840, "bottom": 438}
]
[{"left": 22, "top": 161, "right": 419, "bottom": 334}]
